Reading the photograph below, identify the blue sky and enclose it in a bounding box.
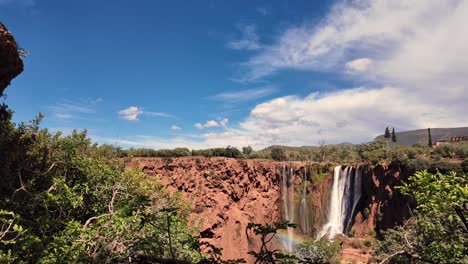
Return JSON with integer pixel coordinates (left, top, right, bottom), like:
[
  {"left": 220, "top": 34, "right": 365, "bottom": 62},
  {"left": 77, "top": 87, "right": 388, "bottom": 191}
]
[{"left": 1, "top": 0, "right": 467, "bottom": 149}]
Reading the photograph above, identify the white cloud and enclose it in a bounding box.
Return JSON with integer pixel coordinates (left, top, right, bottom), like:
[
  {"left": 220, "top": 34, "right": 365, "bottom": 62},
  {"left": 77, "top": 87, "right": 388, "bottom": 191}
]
[
  {"left": 196, "top": 0, "right": 466, "bottom": 148},
  {"left": 49, "top": 98, "right": 102, "bottom": 120},
  {"left": 118, "top": 106, "right": 143, "bottom": 121},
  {"left": 220, "top": 118, "right": 229, "bottom": 127},
  {"left": 118, "top": 106, "right": 172, "bottom": 121},
  {"left": 240, "top": 0, "right": 467, "bottom": 82},
  {"left": 345, "top": 58, "right": 373, "bottom": 72},
  {"left": 227, "top": 25, "right": 262, "bottom": 51},
  {"left": 210, "top": 87, "right": 277, "bottom": 102},
  {"left": 146, "top": 112, "right": 173, "bottom": 118},
  {"left": 194, "top": 118, "right": 229, "bottom": 130},
  {"left": 171, "top": 125, "right": 182, "bottom": 131},
  {"left": 205, "top": 120, "right": 219, "bottom": 128},
  {"left": 104, "top": 0, "right": 468, "bottom": 150}
]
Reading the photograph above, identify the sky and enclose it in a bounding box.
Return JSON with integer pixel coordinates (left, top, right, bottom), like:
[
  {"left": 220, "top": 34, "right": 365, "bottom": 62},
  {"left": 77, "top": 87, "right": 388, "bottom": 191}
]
[{"left": 1, "top": 0, "right": 467, "bottom": 149}]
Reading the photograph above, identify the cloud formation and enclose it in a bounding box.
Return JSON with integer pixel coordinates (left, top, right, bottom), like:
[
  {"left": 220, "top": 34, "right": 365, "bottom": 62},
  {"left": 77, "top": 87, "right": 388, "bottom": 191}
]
[
  {"left": 210, "top": 87, "right": 277, "bottom": 102},
  {"left": 171, "top": 125, "right": 182, "bottom": 131},
  {"left": 118, "top": 106, "right": 143, "bottom": 121},
  {"left": 208, "top": 0, "right": 467, "bottom": 147},
  {"left": 118, "top": 106, "right": 172, "bottom": 121},
  {"left": 227, "top": 25, "right": 262, "bottom": 51},
  {"left": 49, "top": 98, "right": 102, "bottom": 120},
  {"left": 110, "top": 0, "right": 468, "bottom": 149},
  {"left": 194, "top": 118, "right": 229, "bottom": 130},
  {"left": 345, "top": 58, "right": 373, "bottom": 72}
]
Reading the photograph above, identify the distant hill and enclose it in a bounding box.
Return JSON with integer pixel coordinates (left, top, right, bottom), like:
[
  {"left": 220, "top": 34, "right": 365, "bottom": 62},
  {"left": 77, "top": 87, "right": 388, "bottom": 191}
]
[{"left": 374, "top": 127, "right": 468, "bottom": 146}]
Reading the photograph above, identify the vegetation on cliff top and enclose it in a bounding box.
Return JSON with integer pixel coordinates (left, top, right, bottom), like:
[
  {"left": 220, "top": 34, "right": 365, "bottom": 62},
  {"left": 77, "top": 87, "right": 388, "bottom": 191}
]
[{"left": 374, "top": 170, "right": 468, "bottom": 263}]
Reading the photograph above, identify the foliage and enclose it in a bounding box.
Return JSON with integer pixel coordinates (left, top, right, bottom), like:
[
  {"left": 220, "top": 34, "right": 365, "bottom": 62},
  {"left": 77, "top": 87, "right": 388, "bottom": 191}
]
[
  {"left": 391, "top": 128, "right": 397, "bottom": 144},
  {"left": 271, "top": 147, "right": 287, "bottom": 161},
  {"left": 242, "top": 146, "right": 253, "bottom": 156},
  {"left": 0, "top": 105, "right": 201, "bottom": 263},
  {"left": 246, "top": 221, "right": 298, "bottom": 264},
  {"left": 433, "top": 142, "right": 468, "bottom": 159},
  {"left": 294, "top": 239, "right": 341, "bottom": 264},
  {"left": 374, "top": 171, "right": 468, "bottom": 263},
  {"left": 384, "top": 127, "right": 391, "bottom": 140},
  {"left": 462, "top": 159, "right": 468, "bottom": 173},
  {"left": 427, "top": 128, "right": 433, "bottom": 148}
]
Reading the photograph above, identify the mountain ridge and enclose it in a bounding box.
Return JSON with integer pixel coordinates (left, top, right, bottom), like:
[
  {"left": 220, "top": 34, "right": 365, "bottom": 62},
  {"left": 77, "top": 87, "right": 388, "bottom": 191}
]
[{"left": 374, "top": 127, "right": 468, "bottom": 146}]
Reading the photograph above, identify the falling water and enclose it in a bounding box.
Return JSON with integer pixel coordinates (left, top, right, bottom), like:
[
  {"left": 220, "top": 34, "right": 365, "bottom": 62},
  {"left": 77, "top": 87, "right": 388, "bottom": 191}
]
[
  {"left": 280, "top": 165, "right": 295, "bottom": 251},
  {"left": 345, "top": 167, "right": 362, "bottom": 233},
  {"left": 299, "top": 167, "right": 311, "bottom": 236},
  {"left": 319, "top": 166, "right": 362, "bottom": 239}
]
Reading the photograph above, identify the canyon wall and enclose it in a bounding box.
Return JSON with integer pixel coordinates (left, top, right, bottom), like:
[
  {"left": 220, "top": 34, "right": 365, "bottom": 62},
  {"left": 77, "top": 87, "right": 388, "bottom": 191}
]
[{"left": 132, "top": 157, "right": 412, "bottom": 261}]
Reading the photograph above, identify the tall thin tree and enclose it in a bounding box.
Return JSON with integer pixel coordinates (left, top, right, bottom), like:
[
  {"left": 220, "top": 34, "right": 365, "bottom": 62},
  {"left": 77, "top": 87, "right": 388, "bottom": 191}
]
[
  {"left": 428, "top": 128, "right": 433, "bottom": 148},
  {"left": 391, "top": 128, "right": 397, "bottom": 149},
  {"left": 384, "top": 126, "right": 391, "bottom": 147},
  {"left": 384, "top": 127, "right": 391, "bottom": 139}
]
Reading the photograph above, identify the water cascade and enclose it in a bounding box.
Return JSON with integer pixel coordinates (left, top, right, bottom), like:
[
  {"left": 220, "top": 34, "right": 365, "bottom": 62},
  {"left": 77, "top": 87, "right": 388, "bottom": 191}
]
[
  {"left": 278, "top": 164, "right": 362, "bottom": 251},
  {"left": 280, "top": 165, "right": 295, "bottom": 251},
  {"left": 299, "top": 167, "right": 311, "bottom": 236},
  {"left": 319, "top": 166, "right": 362, "bottom": 239}
]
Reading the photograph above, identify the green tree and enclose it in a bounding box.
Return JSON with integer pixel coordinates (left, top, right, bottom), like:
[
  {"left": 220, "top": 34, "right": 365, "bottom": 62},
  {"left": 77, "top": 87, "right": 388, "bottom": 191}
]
[
  {"left": 271, "top": 147, "right": 287, "bottom": 161},
  {"left": 374, "top": 171, "right": 468, "bottom": 263},
  {"left": 242, "top": 146, "right": 253, "bottom": 156},
  {"left": 428, "top": 128, "right": 433, "bottom": 148},
  {"left": 384, "top": 127, "right": 391, "bottom": 140},
  {"left": 0, "top": 111, "right": 202, "bottom": 263},
  {"left": 246, "top": 221, "right": 298, "bottom": 263},
  {"left": 391, "top": 128, "right": 397, "bottom": 144}
]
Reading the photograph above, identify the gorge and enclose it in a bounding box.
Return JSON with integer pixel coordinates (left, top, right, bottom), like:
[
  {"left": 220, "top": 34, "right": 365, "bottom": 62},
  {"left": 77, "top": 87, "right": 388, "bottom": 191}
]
[{"left": 133, "top": 157, "right": 412, "bottom": 262}]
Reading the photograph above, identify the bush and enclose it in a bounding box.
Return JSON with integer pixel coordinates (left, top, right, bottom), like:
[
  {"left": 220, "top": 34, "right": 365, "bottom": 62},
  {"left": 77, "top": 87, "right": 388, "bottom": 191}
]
[
  {"left": 462, "top": 159, "right": 468, "bottom": 173},
  {"left": 0, "top": 109, "right": 201, "bottom": 262},
  {"left": 271, "top": 147, "right": 287, "bottom": 161},
  {"left": 428, "top": 160, "right": 461, "bottom": 174},
  {"left": 294, "top": 239, "right": 340, "bottom": 263}
]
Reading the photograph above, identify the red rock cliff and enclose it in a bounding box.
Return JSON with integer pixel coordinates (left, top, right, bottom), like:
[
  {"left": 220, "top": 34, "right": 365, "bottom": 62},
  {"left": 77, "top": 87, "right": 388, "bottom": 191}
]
[{"left": 132, "top": 157, "right": 412, "bottom": 262}]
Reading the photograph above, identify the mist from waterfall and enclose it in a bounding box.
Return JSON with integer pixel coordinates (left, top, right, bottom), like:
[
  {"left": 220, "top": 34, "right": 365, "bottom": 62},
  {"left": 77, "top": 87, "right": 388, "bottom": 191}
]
[{"left": 319, "top": 166, "right": 362, "bottom": 239}]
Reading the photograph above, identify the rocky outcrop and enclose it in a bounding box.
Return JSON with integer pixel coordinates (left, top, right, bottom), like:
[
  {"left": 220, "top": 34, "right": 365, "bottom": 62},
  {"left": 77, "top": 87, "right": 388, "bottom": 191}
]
[
  {"left": 132, "top": 157, "right": 413, "bottom": 262},
  {"left": 0, "top": 23, "right": 24, "bottom": 95},
  {"left": 132, "top": 157, "right": 285, "bottom": 262},
  {"left": 353, "top": 163, "right": 413, "bottom": 237}
]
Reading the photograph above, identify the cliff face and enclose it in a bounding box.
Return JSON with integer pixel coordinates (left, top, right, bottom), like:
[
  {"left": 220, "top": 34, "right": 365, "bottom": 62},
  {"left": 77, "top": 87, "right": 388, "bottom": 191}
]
[
  {"left": 0, "top": 23, "right": 24, "bottom": 95},
  {"left": 133, "top": 157, "right": 285, "bottom": 261},
  {"left": 358, "top": 163, "right": 413, "bottom": 235},
  {"left": 132, "top": 157, "right": 411, "bottom": 261}
]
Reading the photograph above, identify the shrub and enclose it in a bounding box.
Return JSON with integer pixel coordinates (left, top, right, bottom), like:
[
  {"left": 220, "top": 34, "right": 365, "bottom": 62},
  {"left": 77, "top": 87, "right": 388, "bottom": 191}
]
[
  {"left": 462, "top": 159, "right": 468, "bottom": 173},
  {"left": 350, "top": 240, "right": 364, "bottom": 249},
  {"left": 295, "top": 238, "right": 340, "bottom": 263},
  {"left": 271, "top": 147, "right": 287, "bottom": 161},
  {"left": 363, "top": 239, "right": 372, "bottom": 248},
  {"left": 428, "top": 160, "right": 461, "bottom": 174}
]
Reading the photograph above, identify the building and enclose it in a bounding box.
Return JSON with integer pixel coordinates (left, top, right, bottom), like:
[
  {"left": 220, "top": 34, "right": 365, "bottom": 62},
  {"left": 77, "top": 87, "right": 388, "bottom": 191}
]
[
  {"left": 434, "top": 140, "right": 448, "bottom": 147},
  {"left": 434, "top": 136, "right": 468, "bottom": 146},
  {"left": 450, "top": 136, "right": 468, "bottom": 142}
]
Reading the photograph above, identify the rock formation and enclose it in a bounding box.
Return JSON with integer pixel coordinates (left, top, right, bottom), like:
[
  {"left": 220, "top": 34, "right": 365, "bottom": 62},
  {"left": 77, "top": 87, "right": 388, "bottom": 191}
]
[
  {"left": 0, "top": 22, "right": 24, "bottom": 95},
  {"left": 132, "top": 157, "right": 412, "bottom": 263}
]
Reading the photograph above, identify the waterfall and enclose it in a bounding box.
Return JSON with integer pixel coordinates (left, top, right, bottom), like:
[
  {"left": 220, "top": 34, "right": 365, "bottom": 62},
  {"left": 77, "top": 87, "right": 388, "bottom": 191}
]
[
  {"left": 280, "top": 165, "right": 295, "bottom": 251},
  {"left": 345, "top": 167, "right": 362, "bottom": 233},
  {"left": 299, "top": 167, "right": 310, "bottom": 236},
  {"left": 319, "top": 165, "right": 362, "bottom": 239}
]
